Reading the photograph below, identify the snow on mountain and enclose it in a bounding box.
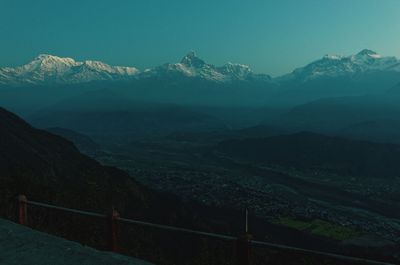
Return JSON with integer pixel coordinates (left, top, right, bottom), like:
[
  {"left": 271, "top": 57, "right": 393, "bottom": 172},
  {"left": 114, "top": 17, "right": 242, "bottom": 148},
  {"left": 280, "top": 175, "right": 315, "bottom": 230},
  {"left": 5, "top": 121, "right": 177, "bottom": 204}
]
[
  {"left": 1, "top": 49, "right": 397, "bottom": 86},
  {"left": 278, "top": 49, "right": 400, "bottom": 82},
  {"left": 0, "top": 52, "right": 270, "bottom": 85},
  {"left": 141, "top": 51, "right": 270, "bottom": 82},
  {"left": 0, "top": 54, "right": 139, "bottom": 85}
]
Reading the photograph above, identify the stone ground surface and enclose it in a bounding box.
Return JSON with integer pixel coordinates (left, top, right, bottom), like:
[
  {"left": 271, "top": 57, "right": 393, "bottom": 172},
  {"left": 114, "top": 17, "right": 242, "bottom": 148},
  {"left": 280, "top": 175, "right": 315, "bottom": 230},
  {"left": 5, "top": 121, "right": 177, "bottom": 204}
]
[{"left": 0, "top": 218, "right": 153, "bottom": 265}]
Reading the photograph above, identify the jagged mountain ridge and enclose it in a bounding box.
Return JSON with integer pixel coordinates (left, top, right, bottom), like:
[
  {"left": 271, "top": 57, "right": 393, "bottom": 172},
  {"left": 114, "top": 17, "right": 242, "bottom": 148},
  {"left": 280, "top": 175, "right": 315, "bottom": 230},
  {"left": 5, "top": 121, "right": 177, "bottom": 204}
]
[
  {"left": 0, "top": 54, "right": 139, "bottom": 85},
  {"left": 1, "top": 49, "right": 399, "bottom": 86},
  {"left": 278, "top": 49, "right": 400, "bottom": 82},
  {"left": 141, "top": 51, "right": 271, "bottom": 82},
  {"left": 0, "top": 52, "right": 270, "bottom": 85}
]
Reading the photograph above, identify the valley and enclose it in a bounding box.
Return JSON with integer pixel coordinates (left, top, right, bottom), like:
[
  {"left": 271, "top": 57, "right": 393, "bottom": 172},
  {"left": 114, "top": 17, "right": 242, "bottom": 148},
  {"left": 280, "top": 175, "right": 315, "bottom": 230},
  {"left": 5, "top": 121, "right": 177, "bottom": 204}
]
[{"left": 84, "top": 131, "right": 400, "bottom": 258}]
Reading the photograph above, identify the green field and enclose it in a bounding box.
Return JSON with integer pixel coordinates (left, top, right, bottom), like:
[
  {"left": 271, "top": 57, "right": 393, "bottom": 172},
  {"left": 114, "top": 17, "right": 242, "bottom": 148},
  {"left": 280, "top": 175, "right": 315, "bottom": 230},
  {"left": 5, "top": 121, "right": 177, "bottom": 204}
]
[{"left": 275, "top": 217, "right": 360, "bottom": 241}]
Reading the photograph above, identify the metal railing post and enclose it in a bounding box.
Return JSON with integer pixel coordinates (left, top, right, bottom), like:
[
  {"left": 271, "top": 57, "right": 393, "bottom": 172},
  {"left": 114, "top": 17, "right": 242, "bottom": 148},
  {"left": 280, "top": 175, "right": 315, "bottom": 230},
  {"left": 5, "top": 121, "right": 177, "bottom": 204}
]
[
  {"left": 108, "top": 209, "right": 120, "bottom": 252},
  {"left": 16, "top": 195, "right": 28, "bottom": 225},
  {"left": 237, "top": 233, "right": 252, "bottom": 265}
]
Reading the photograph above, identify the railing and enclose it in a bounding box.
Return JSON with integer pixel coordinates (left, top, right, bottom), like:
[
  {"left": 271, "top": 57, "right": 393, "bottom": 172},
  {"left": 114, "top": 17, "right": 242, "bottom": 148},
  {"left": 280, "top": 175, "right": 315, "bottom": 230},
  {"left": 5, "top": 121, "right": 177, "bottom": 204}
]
[{"left": 15, "top": 195, "right": 395, "bottom": 265}]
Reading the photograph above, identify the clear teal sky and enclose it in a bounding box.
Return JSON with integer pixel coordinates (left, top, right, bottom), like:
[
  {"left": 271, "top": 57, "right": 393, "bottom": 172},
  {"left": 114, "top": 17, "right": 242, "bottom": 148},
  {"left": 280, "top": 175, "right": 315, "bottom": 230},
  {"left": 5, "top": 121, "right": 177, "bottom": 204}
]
[{"left": 1, "top": 0, "right": 400, "bottom": 76}]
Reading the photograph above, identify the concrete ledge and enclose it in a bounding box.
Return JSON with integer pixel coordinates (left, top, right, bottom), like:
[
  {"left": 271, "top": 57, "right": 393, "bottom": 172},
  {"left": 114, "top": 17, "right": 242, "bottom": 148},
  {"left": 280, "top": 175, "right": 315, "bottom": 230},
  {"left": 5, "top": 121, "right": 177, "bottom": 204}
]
[{"left": 0, "top": 218, "right": 153, "bottom": 265}]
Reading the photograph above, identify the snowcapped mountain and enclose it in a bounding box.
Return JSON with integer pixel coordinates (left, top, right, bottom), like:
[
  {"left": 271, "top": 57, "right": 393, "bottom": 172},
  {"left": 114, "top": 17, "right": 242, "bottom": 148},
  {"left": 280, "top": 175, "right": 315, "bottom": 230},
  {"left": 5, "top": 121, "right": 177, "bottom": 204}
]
[
  {"left": 278, "top": 49, "right": 400, "bottom": 82},
  {"left": 0, "top": 52, "right": 270, "bottom": 86},
  {"left": 0, "top": 54, "right": 139, "bottom": 85},
  {"left": 140, "top": 52, "right": 271, "bottom": 82},
  {"left": 1, "top": 49, "right": 398, "bottom": 86}
]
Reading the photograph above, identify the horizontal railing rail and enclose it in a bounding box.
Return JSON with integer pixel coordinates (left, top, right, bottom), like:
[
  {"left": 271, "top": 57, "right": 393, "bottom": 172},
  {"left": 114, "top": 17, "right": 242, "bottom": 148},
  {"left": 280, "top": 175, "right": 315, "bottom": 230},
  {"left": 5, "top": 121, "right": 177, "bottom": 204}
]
[
  {"left": 250, "top": 240, "right": 394, "bottom": 265},
  {"left": 15, "top": 195, "right": 396, "bottom": 265},
  {"left": 118, "top": 217, "right": 237, "bottom": 241},
  {"left": 27, "top": 200, "right": 107, "bottom": 218}
]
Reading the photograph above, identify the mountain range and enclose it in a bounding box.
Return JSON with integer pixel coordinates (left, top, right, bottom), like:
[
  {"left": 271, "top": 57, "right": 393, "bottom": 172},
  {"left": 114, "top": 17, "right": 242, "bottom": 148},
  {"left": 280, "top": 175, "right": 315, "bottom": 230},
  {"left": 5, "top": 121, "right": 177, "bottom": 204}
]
[
  {"left": 1, "top": 49, "right": 399, "bottom": 86},
  {"left": 0, "top": 52, "right": 270, "bottom": 85},
  {"left": 279, "top": 49, "right": 400, "bottom": 82},
  {"left": 0, "top": 54, "right": 138, "bottom": 85}
]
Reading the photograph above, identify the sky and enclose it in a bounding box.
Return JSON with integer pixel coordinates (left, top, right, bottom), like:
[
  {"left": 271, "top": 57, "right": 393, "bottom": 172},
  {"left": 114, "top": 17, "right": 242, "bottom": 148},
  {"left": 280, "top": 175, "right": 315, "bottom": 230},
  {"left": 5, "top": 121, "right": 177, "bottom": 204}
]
[{"left": 1, "top": 0, "right": 400, "bottom": 76}]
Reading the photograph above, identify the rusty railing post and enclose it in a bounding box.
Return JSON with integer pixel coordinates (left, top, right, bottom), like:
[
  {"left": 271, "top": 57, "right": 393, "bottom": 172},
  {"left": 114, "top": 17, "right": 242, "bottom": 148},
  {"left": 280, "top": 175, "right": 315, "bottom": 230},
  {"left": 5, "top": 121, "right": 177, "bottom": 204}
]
[
  {"left": 108, "top": 209, "right": 120, "bottom": 252},
  {"left": 237, "top": 233, "right": 252, "bottom": 265},
  {"left": 16, "top": 195, "right": 28, "bottom": 225}
]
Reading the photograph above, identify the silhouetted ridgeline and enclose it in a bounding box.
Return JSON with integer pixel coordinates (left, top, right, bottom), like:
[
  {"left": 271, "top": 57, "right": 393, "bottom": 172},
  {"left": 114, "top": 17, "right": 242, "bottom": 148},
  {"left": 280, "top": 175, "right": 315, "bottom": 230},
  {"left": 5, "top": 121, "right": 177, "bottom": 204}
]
[{"left": 0, "top": 106, "right": 146, "bottom": 214}]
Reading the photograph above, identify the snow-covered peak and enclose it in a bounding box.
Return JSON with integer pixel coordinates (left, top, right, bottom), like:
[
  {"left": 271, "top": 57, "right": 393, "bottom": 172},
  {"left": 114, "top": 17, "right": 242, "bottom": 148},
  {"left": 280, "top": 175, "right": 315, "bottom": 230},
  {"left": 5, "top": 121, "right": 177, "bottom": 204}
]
[
  {"left": 355, "top": 49, "right": 381, "bottom": 58},
  {"left": 83, "top": 60, "right": 111, "bottom": 69},
  {"left": 222, "top": 62, "right": 251, "bottom": 72},
  {"left": 278, "top": 49, "right": 400, "bottom": 82},
  {"left": 323, "top": 54, "right": 343, "bottom": 60},
  {"left": 218, "top": 62, "right": 252, "bottom": 79},
  {"left": 180, "top": 51, "right": 206, "bottom": 68},
  {"left": 34, "top": 54, "right": 77, "bottom": 63},
  {"left": 0, "top": 55, "right": 139, "bottom": 85},
  {"left": 81, "top": 60, "right": 138, "bottom": 75},
  {"left": 141, "top": 52, "right": 264, "bottom": 82},
  {"left": 19, "top": 54, "right": 78, "bottom": 73},
  {"left": 349, "top": 49, "right": 398, "bottom": 70}
]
